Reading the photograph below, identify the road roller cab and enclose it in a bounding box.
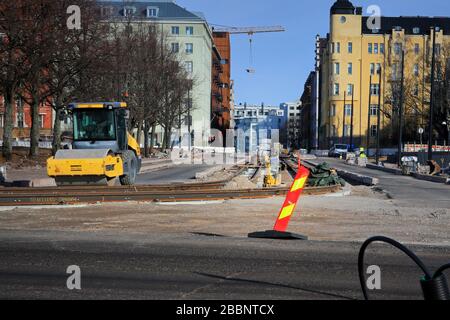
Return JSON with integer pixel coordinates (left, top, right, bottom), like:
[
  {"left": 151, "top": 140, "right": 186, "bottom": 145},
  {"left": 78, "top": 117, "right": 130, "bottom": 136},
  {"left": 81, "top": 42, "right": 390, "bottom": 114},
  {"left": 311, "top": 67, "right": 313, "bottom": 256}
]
[{"left": 47, "top": 102, "right": 141, "bottom": 186}]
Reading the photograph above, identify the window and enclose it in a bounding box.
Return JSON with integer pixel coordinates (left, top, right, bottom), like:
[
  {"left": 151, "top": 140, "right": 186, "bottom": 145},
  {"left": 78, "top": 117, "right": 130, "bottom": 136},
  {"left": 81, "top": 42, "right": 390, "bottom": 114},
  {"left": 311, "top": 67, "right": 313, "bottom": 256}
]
[
  {"left": 331, "top": 125, "right": 337, "bottom": 137},
  {"left": 380, "top": 43, "right": 385, "bottom": 54},
  {"left": 347, "top": 84, "right": 354, "bottom": 96},
  {"left": 186, "top": 26, "right": 194, "bottom": 35},
  {"left": 376, "top": 63, "right": 381, "bottom": 75},
  {"left": 344, "top": 104, "right": 352, "bottom": 116},
  {"left": 371, "top": 84, "right": 380, "bottom": 96},
  {"left": 414, "top": 64, "right": 419, "bottom": 76},
  {"left": 348, "top": 42, "right": 353, "bottom": 54},
  {"left": 370, "top": 63, "right": 375, "bottom": 75},
  {"left": 16, "top": 112, "right": 24, "bottom": 128},
  {"left": 374, "top": 43, "right": 379, "bottom": 54},
  {"left": 39, "top": 114, "right": 45, "bottom": 129},
  {"left": 171, "top": 26, "right": 179, "bottom": 35},
  {"left": 123, "top": 6, "right": 135, "bottom": 17},
  {"left": 146, "top": 7, "right": 158, "bottom": 17},
  {"left": 334, "top": 62, "right": 340, "bottom": 75},
  {"left": 185, "top": 61, "right": 193, "bottom": 73},
  {"left": 413, "top": 27, "right": 420, "bottom": 34},
  {"left": 414, "top": 43, "right": 420, "bottom": 55},
  {"left": 73, "top": 109, "right": 116, "bottom": 141},
  {"left": 348, "top": 63, "right": 353, "bottom": 75},
  {"left": 368, "top": 43, "right": 373, "bottom": 54},
  {"left": 370, "top": 104, "right": 379, "bottom": 116},
  {"left": 370, "top": 125, "right": 378, "bottom": 137},
  {"left": 344, "top": 125, "right": 352, "bottom": 137},
  {"left": 101, "top": 6, "right": 114, "bottom": 18},
  {"left": 333, "top": 83, "right": 340, "bottom": 96},
  {"left": 435, "top": 44, "right": 441, "bottom": 56},
  {"left": 394, "top": 43, "right": 402, "bottom": 55},
  {"left": 185, "top": 43, "right": 193, "bottom": 54},
  {"left": 332, "top": 42, "right": 340, "bottom": 54},
  {"left": 330, "top": 104, "right": 336, "bottom": 117},
  {"left": 171, "top": 43, "right": 179, "bottom": 53}
]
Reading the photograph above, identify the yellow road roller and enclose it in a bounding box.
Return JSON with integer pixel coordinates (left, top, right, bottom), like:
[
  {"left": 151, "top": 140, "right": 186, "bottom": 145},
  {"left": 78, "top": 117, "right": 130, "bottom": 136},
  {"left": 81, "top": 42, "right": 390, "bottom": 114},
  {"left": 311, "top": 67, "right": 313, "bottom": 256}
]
[{"left": 47, "top": 102, "right": 141, "bottom": 186}]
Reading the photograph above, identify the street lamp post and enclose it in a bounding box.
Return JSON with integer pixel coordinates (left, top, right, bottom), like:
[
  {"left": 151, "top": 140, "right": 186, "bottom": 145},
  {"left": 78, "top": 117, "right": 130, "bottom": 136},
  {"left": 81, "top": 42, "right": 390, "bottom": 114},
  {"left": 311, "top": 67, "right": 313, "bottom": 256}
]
[
  {"left": 367, "top": 75, "right": 373, "bottom": 150},
  {"left": 187, "top": 87, "right": 191, "bottom": 152},
  {"left": 398, "top": 49, "right": 406, "bottom": 167},
  {"left": 350, "top": 84, "right": 355, "bottom": 150},
  {"left": 342, "top": 91, "right": 347, "bottom": 144},
  {"left": 376, "top": 67, "right": 383, "bottom": 165},
  {"left": 428, "top": 27, "right": 438, "bottom": 161}
]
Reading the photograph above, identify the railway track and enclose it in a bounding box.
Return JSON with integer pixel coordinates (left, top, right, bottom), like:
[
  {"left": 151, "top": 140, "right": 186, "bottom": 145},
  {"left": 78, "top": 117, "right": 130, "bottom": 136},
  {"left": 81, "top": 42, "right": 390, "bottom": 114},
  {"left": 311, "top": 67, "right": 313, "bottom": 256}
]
[
  {"left": 0, "top": 162, "right": 341, "bottom": 206},
  {"left": 0, "top": 183, "right": 340, "bottom": 207}
]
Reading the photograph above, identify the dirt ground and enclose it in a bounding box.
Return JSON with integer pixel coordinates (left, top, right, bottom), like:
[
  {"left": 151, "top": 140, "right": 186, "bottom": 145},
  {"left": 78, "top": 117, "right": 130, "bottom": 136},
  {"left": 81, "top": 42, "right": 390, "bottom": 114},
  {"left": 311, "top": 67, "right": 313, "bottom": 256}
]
[
  {"left": 0, "top": 184, "right": 448, "bottom": 246},
  {"left": 0, "top": 147, "right": 51, "bottom": 169}
]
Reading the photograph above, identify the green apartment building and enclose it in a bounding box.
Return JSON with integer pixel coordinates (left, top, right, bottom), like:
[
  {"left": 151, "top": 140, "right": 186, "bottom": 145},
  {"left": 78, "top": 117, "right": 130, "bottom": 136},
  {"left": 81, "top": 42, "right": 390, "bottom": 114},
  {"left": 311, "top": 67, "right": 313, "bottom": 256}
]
[{"left": 98, "top": 0, "right": 214, "bottom": 147}]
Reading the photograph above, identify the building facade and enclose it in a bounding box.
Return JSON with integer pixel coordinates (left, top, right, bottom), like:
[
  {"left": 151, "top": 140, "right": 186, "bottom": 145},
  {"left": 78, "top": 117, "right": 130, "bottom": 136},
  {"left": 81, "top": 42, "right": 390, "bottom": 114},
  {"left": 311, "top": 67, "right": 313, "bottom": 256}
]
[
  {"left": 233, "top": 103, "right": 287, "bottom": 152},
  {"left": 98, "top": 0, "right": 215, "bottom": 147},
  {"left": 0, "top": 97, "right": 54, "bottom": 142},
  {"left": 211, "top": 31, "right": 232, "bottom": 136},
  {"left": 281, "top": 101, "right": 301, "bottom": 149},
  {"left": 317, "top": 0, "right": 450, "bottom": 149}
]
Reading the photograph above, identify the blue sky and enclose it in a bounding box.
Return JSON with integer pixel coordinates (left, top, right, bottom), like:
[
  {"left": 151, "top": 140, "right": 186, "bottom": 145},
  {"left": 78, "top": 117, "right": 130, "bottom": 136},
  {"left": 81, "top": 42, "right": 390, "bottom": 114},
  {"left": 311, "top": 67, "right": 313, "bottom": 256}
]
[
  {"left": 175, "top": 0, "right": 448, "bottom": 106},
  {"left": 115, "top": 0, "right": 449, "bottom": 105}
]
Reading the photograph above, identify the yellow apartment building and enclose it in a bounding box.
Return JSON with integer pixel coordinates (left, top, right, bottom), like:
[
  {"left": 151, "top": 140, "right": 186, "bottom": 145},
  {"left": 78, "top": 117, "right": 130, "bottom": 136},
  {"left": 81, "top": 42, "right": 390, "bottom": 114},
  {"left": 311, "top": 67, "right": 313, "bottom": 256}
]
[{"left": 318, "top": 0, "right": 450, "bottom": 149}]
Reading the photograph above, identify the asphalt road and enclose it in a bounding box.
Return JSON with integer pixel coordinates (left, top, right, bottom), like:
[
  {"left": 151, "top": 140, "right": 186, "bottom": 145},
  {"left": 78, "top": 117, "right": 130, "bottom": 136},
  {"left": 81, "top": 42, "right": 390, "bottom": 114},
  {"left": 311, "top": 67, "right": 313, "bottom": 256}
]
[
  {"left": 315, "top": 157, "right": 450, "bottom": 208},
  {"left": 136, "top": 165, "right": 213, "bottom": 185},
  {"left": 0, "top": 230, "right": 448, "bottom": 300}
]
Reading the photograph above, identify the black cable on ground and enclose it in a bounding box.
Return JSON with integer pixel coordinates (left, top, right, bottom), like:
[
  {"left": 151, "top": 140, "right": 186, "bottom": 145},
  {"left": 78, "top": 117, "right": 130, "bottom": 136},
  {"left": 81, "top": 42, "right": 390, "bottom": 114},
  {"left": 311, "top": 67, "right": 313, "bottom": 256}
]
[{"left": 358, "top": 236, "right": 450, "bottom": 300}]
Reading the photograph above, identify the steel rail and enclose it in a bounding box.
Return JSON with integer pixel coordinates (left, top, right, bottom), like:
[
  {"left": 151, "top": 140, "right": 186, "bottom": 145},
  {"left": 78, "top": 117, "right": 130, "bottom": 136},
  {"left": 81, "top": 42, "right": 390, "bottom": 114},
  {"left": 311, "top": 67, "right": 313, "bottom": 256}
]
[{"left": 0, "top": 185, "right": 341, "bottom": 206}]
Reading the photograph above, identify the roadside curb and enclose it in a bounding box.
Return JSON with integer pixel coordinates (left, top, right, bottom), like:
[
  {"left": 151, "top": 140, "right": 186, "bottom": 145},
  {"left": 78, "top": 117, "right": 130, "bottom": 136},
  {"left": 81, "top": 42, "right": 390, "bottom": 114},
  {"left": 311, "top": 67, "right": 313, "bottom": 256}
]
[
  {"left": 140, "top": 163, "right": 174, "bottom": 174},
  {"left": 366, "top": 163, "right": 403, "bottom": 175},
  {"left": 304, "top": 160, "right": 379, "bottom": 186},
  {"left": 411, "top": 172, "right": 450, "bottom": 185},
  {"left": 365, "top": 163, "right": 449, "bottom": 185}
]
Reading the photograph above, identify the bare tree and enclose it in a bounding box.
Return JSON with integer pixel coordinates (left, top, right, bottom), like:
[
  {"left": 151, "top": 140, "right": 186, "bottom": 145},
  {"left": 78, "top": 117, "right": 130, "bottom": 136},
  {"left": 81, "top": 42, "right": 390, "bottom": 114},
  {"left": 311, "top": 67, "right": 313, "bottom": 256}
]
[
  {"left": 0, "top": 1, "right": 34, "bottom": 160},
  {"left": 384, "top": 40, "right": 450, "bottom": 145}
]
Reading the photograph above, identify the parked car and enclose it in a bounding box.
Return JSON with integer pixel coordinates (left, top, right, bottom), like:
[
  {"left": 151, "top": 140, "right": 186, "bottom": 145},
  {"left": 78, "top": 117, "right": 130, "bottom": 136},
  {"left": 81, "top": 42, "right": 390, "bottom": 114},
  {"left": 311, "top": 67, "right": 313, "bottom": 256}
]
[{"left": 328, "top": 144, "right": 349, "bottom": 158}]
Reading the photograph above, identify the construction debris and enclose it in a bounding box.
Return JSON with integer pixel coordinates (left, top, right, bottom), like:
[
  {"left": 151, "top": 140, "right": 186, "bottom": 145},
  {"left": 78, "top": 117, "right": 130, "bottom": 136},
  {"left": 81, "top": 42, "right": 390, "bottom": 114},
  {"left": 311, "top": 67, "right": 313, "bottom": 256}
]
[{"left": 307, "top": 162, "right": 346, "bottom": 187}]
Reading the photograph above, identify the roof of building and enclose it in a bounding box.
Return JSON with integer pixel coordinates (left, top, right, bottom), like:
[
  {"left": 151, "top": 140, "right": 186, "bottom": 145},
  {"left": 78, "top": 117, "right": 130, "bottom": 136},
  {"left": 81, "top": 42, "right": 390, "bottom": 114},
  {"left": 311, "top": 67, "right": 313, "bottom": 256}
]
[
  {"left": 362, "top": 16, "right": 450, "bottom": 35},
  {"left": 330, "top": 0, "right": 355, "bottom": 15},
  {"left": 98, "top": 1, "right": 206, "bottom": 21}
]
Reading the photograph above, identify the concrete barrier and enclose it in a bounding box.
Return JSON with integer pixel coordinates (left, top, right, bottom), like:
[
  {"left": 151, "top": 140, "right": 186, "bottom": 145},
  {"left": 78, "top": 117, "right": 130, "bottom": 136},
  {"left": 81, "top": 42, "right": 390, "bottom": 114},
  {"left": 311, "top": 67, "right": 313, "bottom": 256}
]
[
  {"left": 335, "top": 169, "right": 379, "bottom": 186},
  {"left": 304, "top": 160, "right": 379, "bottom": 186},
  {"left": 31, "top": 178, "right": 57, "bottom": 187}
]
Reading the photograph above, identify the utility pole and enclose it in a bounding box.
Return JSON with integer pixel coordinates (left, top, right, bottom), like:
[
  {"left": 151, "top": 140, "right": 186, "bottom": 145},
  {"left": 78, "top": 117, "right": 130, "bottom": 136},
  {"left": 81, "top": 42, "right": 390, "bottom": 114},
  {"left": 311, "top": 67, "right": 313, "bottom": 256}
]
[
  {"left": 342, "top": 91, "right": 347, "bottom": 144},
  {"left": 398, "top": 49, "right": 406, "bottom": 167},
  {"left": 188, "top": 87, "right": 191, "bottom": 151},
  {"left": 350, "top": 84, "right": 355, "bottom": 150},
  {"left": 428, "top": 27, "right": 438, "bottom": 161},
  {"left": 367, "top": 75, "right": 373, "bottom": 150},
  {"left": 376, "top": 68, "right": 383, "bottom": 164}
]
